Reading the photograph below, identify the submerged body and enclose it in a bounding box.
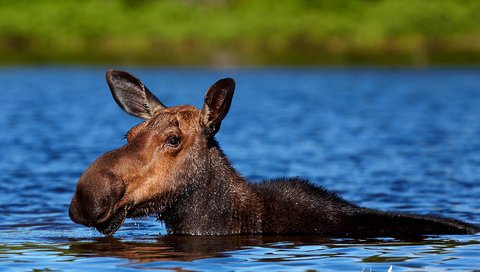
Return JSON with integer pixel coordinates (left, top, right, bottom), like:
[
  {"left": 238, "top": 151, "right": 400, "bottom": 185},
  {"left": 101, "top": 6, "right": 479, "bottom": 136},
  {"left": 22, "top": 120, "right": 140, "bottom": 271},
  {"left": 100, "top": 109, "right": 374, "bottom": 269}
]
[
  {"left": 69, "top": 70, "right": 479, "bottom": 238},
  {"left": 156, "top": 147, "right": 478, "bottom": 238},
  {"left": 255, "top": 179, "right": 477, "bottom": 237}
]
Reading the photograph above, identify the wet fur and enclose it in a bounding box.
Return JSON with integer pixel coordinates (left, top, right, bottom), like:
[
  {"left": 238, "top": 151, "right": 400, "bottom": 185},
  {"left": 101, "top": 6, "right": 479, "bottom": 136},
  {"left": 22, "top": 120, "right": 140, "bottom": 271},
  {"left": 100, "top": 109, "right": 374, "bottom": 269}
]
[{"left": 154, "top": 141, "right": 478, "bottom": 238}]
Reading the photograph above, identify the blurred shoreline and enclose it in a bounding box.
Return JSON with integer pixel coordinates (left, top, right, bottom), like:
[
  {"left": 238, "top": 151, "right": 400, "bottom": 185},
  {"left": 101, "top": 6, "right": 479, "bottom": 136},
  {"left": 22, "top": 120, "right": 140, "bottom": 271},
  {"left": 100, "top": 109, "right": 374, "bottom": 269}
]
[
  {"left": 2, "top": 48, "right": 480, "bottom": 67},
  {"left": 1, "top": 0, "right": 480, "bottom": 66}
]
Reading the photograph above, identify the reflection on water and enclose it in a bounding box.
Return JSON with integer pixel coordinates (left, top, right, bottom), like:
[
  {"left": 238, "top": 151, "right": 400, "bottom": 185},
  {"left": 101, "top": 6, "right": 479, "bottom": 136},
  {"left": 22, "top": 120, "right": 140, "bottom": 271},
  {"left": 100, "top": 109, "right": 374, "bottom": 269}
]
[
  {"left": 1, "top": 235, "right": 480, "bottom": 271},
  {"left": 0, "top": 67, "right": 479, "bottom": 271},
  {"left": 66, "top": 235, "right": 480, "bottom": 264}
]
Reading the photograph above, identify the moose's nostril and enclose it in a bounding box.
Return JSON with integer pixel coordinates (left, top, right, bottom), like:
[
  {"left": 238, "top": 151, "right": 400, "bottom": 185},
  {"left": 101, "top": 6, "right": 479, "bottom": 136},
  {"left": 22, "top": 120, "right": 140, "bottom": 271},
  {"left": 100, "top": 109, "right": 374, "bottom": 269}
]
[
  {"left": 94, "top": 207, "right": 109, "bottom": 222},
  {"left": 94, "top": 197, "right": 112, "bottom": 222},
  {"left": 70, "top": 185, "right": 114, "bottom": 225}
]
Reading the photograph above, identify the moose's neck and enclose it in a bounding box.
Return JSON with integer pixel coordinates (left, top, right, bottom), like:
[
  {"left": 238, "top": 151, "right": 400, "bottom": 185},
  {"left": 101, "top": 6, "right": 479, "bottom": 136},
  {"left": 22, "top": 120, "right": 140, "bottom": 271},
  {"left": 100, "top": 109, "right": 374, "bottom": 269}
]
[{"left": 162, "top": 143, "right": 262, "bottom": 235}]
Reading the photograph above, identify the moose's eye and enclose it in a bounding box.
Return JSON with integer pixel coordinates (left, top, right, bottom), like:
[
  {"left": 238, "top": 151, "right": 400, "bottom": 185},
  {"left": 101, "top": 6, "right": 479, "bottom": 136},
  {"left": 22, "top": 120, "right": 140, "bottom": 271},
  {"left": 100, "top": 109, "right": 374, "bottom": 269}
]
[{"left": 166, "top": 135, "right": 181, "bottom": 147}]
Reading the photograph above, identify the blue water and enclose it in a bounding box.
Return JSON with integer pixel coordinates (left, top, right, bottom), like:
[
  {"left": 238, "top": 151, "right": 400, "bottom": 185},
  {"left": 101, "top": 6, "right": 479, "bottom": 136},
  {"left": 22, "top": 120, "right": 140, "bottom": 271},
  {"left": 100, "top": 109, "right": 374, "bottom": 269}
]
[{"left": 0, "top": 67, "right": 479, "bottom": 271}]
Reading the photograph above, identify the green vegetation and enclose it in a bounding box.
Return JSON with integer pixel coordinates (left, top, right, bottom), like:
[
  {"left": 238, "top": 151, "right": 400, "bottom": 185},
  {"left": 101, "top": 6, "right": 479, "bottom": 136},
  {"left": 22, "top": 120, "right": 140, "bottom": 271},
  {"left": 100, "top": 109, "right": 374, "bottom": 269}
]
[{"left": 1, "top": 0, "right": 480, "bottom": 66}]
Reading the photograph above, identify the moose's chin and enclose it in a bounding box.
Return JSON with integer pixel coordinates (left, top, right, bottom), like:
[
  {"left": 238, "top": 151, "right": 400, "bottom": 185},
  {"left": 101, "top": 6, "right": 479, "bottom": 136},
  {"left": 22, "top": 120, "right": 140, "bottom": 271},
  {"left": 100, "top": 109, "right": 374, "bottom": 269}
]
[
  {"left": 95, "top": 207, "right": 128, "bottom": 236},
  {"left": 94, "top": 197, "right": 173, "bottom": 236}
]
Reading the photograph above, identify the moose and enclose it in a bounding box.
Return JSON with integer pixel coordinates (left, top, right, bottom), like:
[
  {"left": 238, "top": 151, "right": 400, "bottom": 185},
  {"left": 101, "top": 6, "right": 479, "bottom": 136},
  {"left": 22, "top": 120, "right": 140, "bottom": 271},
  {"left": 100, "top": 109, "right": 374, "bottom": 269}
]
[{"left": 69, "top": 70, "right": 479, "bottom": 238}]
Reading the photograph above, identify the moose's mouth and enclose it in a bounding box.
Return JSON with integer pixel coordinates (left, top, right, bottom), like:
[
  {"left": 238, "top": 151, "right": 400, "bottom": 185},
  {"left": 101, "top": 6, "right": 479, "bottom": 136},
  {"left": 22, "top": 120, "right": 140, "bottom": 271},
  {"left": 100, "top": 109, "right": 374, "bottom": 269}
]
[
  {"left": 93, "top": 194, "right": 175, "bottom": 236},
  {"left": 95, "top": 206, "right": 128, "bottom": 236}
]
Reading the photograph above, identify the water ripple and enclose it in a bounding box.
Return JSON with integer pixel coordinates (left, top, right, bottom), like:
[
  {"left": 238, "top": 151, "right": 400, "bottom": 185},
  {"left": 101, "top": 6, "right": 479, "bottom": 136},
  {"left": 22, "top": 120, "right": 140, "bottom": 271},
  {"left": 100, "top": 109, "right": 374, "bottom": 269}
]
[{"left": 0, "top": 67, "right": 479, "bottom": 271}]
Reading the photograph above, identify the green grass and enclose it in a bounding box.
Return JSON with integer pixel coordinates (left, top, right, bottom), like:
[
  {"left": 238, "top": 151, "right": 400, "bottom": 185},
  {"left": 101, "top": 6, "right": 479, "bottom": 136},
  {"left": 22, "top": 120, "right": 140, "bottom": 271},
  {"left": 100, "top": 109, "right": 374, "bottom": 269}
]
[{"left": 1, "top": 0, "right": 480, "bottom": 66}]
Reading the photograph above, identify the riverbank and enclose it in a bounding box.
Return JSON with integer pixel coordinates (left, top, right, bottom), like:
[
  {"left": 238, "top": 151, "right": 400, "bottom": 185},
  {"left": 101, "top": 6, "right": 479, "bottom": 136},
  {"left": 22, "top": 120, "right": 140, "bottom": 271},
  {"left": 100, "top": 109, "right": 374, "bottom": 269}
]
[{"left": 1, "top": 0, "right": 480, "bottom": 66}]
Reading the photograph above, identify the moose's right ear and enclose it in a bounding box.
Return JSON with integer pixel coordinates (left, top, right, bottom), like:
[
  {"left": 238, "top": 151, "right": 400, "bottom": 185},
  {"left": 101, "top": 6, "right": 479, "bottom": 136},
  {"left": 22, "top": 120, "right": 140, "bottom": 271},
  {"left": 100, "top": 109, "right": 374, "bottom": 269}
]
[
  {"left": 201, "top": 78, "right": 235, "bottom": 137},
  {"left": 106, "top": 70, "right": 166, "bottom": 120}
]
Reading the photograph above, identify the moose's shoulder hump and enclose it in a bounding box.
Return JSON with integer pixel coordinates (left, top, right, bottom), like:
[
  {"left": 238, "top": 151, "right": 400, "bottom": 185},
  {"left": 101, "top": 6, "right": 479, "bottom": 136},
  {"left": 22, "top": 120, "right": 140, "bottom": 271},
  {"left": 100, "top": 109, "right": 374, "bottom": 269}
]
[{"left": 252, "top": 177, "right": 347, "bottom": 204}]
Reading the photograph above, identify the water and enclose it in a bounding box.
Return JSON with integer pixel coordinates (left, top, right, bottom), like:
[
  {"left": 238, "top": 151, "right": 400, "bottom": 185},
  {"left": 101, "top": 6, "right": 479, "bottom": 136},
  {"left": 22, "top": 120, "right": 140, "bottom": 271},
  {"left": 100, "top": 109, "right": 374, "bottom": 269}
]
[{"left": 0, "top": 67, "right": 479, "bottom": 271}]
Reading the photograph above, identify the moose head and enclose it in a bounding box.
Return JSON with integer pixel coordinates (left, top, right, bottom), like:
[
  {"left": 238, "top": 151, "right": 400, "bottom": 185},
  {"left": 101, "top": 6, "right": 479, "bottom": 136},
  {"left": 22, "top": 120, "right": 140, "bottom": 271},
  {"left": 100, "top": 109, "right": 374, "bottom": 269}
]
[{"left": 69, "top": 70, "right": 235, "bottom": 235}]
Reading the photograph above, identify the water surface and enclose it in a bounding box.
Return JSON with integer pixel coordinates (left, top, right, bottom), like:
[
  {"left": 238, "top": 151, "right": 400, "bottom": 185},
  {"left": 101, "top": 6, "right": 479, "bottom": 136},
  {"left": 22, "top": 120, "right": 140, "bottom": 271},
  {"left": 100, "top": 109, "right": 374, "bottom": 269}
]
[{"left": 0, "top": 67, "right": 479, "bottom": 271}]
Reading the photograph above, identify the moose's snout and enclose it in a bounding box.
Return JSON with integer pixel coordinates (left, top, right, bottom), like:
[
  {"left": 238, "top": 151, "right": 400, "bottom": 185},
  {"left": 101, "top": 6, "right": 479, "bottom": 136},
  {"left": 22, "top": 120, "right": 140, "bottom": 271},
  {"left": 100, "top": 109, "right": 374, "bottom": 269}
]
[{"left": 69, "top": 171, "right": 126, "bottom": 227}]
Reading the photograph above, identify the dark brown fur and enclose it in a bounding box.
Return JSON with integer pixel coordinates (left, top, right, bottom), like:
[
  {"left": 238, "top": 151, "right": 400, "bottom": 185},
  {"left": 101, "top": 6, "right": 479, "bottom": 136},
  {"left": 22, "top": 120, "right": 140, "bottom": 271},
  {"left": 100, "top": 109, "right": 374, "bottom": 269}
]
[{"left": 69, "top": 70, "right": 479, "bottom": 238}]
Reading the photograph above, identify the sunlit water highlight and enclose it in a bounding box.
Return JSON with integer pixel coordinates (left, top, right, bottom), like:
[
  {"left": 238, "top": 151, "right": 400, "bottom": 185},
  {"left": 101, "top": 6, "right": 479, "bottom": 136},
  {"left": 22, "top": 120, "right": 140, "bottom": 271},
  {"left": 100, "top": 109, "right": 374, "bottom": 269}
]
[{"left": 0, "top": 67, "right": 479, "bottom": 271}]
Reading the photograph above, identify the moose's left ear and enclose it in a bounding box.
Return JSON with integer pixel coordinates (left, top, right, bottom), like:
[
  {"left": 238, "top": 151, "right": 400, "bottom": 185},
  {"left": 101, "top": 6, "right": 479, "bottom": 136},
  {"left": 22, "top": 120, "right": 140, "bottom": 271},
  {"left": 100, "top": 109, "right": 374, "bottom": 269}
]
[
  {"left": 106, "top": 69, "right": 166, "bottom": 120},
  {"left": 201, "top": 78, "right": 235, "bottom": 137}
]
